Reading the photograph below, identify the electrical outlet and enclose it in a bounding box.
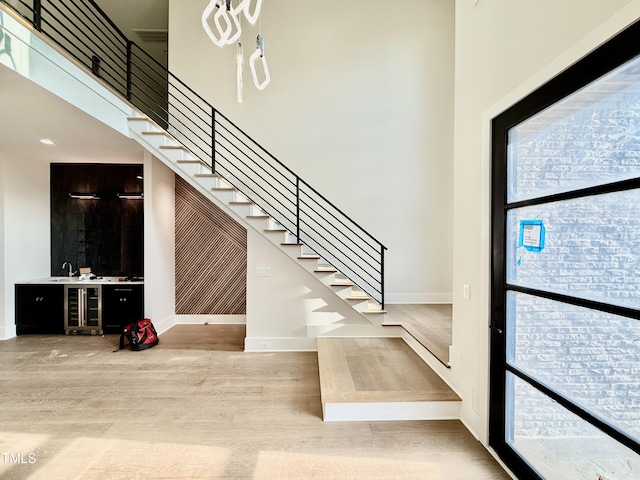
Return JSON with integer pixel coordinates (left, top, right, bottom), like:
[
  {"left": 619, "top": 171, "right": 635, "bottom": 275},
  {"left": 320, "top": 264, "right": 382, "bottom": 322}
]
[
  {"left": 463, "top": 284, "right": 470, "bottom": 300},
  {"left": 258, "top": 341, "right": 269, "bottom": 350}
]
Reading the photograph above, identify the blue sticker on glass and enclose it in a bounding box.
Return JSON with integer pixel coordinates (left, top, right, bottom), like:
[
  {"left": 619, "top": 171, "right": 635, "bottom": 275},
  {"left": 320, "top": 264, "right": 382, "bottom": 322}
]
[{"left": 518, "top": 220, "right": 545, "bottom": 253}]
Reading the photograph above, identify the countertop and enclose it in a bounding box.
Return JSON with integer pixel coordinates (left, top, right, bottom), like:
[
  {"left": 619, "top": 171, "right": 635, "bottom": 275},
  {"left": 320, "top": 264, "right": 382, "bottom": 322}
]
[{"left": 17, "top": 277, "right": 144, "bottom": 285}]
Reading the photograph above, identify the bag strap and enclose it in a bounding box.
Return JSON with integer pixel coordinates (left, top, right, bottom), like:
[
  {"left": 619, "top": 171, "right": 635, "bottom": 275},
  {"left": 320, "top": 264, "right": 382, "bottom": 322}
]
[{"left": 113, "top": 324, "right": 134, "bottom": 352}]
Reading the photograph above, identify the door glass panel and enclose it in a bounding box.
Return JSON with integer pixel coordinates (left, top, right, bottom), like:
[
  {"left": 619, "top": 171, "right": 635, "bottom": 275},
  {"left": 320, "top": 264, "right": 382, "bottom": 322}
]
[
  {"left": 506, "top": 291, "right": 640, "bottom": 443},
  {"left": 506, "top": 189, "right": 640, "bottom": 309},
  {"left": 507, "top": 53, "right": 640, "bottom": 203},
  {"left": 506, "top": 373, "right": 640, "bottom": 480}
]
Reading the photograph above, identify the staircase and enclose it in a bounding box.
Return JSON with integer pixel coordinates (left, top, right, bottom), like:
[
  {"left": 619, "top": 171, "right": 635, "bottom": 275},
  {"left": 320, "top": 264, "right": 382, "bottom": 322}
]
[
  {"left": 0, "top": 0, "right": 462, "bottom": 422},
  {"left": 127, "top": 115, "right": 388, "bottom": 330}
]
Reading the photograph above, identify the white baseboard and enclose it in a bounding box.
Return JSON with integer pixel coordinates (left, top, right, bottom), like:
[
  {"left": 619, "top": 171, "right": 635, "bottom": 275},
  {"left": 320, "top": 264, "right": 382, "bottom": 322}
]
[
  {"left": 385, "top": 293, "right": 452, "bottom": 304},
  {"left": 244, "top": 336, "right": 317, "bottom": 352},
  {"left": 322, "top": 400, "right": 460, "bottom": 422},
  {"left": 174, "top": 314, "right": 247, "bottom": 325},
  {"left": 153, "top": 314, "right": 177, "bottom": 335},
  {"left": 0, "top": 325, "right": 17, "bottom": 341},
  {"left": 310, "top": 324, "right": 403, "bottom": 338}
]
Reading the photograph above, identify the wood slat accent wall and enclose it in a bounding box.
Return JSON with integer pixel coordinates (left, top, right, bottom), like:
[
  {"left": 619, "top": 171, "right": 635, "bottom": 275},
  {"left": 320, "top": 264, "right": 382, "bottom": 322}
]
[{"left": 175, "top": 176, "right": 247, "bottom": 314}]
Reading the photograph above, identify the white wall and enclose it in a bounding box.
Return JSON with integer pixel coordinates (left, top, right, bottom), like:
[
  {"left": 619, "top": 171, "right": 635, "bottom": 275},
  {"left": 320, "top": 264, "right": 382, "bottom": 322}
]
[
  {"left": 0, "top": 150, "right": 50, "bottom": 339},
  {"left": 143, "top": 152, "right": 176, "bottom": 333},
  {"left": 245, "top": 226, "right": 375, "bottom": 351},
  {"left": 168, "top": 0, "right": 455, "bottom": 303},
  {"left": 451, "top": 0, "right": 640, "bottom": 443}
]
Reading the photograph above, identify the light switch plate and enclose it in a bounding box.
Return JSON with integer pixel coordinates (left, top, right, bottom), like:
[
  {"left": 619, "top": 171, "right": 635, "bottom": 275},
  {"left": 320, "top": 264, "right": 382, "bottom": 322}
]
[{"left": 255, "top": 266, "right": 271, "bottom": 277}]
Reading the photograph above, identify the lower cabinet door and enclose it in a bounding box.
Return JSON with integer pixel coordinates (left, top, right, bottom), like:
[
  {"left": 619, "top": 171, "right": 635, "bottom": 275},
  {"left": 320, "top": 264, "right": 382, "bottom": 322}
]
[
  {"left": 15, "top": 285, "right": 65, "bottom": 335},
  {"left": 102, "top": 285, "right": 144, "bottom": 334}
]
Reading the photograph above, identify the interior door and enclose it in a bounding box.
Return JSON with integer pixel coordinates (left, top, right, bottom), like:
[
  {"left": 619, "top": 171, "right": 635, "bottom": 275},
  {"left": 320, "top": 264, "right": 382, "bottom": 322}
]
[{"left": 490, "top": 21, "right": 640, "bottom": 480}]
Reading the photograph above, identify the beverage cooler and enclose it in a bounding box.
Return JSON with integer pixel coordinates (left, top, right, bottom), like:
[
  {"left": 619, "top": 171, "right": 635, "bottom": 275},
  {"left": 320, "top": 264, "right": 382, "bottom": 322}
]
[{"left": 64, "top": 285, "right": 102, "bottom": 335}]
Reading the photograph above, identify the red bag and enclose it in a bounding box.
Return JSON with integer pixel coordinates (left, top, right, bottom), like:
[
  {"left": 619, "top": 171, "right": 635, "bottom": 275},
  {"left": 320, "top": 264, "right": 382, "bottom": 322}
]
[{"left": 118, "top": 318, "right": 159, "bottom": 351}]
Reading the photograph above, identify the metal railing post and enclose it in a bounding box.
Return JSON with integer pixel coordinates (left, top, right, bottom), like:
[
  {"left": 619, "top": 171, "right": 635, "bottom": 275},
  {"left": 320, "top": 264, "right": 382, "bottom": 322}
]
[
  {"left": 381, "top": 245, "right": 385, "bottom": 309},
  {"left": 296, "top": 178, "right": 301, "bottom": 243},
  {"left": 211, "top": 107, "right": 216, "bottom": 173},
  {"left": 33, "top": 0, "right": 42, "bottom": 31},
  {"left": 126, "top": 40, "right": 132, "bottom": 101}
]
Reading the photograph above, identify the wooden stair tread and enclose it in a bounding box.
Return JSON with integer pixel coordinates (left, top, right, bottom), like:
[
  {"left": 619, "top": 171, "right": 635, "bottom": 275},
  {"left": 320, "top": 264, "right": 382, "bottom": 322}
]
[
  {"left": 141, "top": 131, "right": 169, "bottom": 136},
  {"left": 347, "top": 295, "right": 370, "bottom": 300},
  {"left": 315, "top": 267, "right": 337, "bottom": 273},
  {"left": 159, "top": 145, "right": 188, "bottom": 150},
  {"left": 247, "top": 215, "right": 269, "bottom": 219},
  {"left": 177, "top": 159, "right": 207, "bottom": 164},
  {"left": 317, "top": 337, "right": 460, "bottom": 404},
  {"left": 382, "top": 304, "right": 452, "bottom": 368}
]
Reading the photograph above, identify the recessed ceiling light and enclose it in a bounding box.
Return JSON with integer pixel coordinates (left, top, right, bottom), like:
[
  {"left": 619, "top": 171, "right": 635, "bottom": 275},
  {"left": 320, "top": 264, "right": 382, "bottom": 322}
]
[{"left": 40, "top": 138, "right": 55, "bottom": 145}]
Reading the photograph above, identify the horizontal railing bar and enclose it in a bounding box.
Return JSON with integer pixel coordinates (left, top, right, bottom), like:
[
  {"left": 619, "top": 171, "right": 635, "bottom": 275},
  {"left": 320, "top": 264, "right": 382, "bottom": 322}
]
[
  {"left": 128, "top": 91, "right": 170, "bottom": 126},
  {"left": 300, "top": 178, "right": 386, "bottom": 250},
  {"left": 42, "top": 3, "right": 128, "bottom": 71},
  {"left": 298, "top": 231, "right": 382, "bottom": 298},
  {"left": 299, "top": 219, "right": 382, "bottom": 285},
  {"left": 129, "top": 41, "right": 215, "bottom": 112},
  {"left": 3, "top": 0, "right": 33, "bottom": 18},
  {"left": 215, "top": 149, "right": 298, "bottom": 215},
  {"left": 38, "top": 16, "right": 128, "bottom": 80},
  {"left": 298, "top": 214, "right": 381, "bottom": 276},
  {"left": 76, "top": 0, "right": 129, "bottom": 43},
  {"left": 38, "top": 21, "right": 127, "bottom": 92},
  {"left": 215, "top": 121, "right": 297, "bottom": 188},
  {"left": 300, "top": 219, "right": 380, "bottom": 274},
  {"left": 166, "top": 79, "right": 211, "bottom": 115},
  {"left": 299, "top": 193, "right": 381, "bottom": 258},
  {"left": 52, "top": 0, "right": 128, "bottom": 55},
  {"left": 166, "top": 102, "right": 211, "bottom": 138},
  {"left": 215, "top": 111, "right": 386, "bottom": 252},
  {"left": 215, "top": 157, "right": 298, "bottom": 226},
  {"left": 215, "top": 133, "right": 297, "bottom": 196}
]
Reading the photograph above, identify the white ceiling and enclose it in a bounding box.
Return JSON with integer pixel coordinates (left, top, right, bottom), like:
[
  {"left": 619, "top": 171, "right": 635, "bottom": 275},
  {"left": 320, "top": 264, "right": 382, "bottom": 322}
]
[
  {"left": 0, "top": 1, "right": 169, "bottom": 165},
  {"left": 0, "top": 64, "right": 144, "bottom": 164}
]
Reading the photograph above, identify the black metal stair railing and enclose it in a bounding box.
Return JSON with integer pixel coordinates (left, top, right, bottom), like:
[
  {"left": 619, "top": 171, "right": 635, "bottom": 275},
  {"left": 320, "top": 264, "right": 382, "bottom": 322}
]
[{"left": 1, "top": 0, "right": 388, "bottom": 307}]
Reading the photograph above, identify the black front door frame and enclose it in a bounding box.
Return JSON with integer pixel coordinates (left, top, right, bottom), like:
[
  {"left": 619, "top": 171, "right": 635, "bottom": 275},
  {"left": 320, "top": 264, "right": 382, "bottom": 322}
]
[{"left": 489, "top": 18, "right": 640, "bottom": 480}]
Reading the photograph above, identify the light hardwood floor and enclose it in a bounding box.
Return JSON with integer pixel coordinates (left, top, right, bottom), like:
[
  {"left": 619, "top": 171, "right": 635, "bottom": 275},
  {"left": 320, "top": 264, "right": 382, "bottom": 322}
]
[
  {"left": 383, "top": 304, "right": 452, "bottom": 366},
  {"left": 0, "top": 325, "right": 508, "bottom": 479},
  {"left": 317, "top": 337, "right": 459, "bottom": 403}
]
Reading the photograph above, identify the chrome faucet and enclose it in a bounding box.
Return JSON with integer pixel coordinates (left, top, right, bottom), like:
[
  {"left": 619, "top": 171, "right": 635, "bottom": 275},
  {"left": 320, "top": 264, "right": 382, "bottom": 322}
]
[{"left": 62, "top": 261, "right": 75, "bottom": 277}]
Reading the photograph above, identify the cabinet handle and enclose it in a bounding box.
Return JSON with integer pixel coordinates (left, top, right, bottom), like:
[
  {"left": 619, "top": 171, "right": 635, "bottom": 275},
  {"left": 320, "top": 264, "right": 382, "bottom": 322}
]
[{"left": 114, "top": 288, "right": 133, "bottom": 292}]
